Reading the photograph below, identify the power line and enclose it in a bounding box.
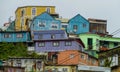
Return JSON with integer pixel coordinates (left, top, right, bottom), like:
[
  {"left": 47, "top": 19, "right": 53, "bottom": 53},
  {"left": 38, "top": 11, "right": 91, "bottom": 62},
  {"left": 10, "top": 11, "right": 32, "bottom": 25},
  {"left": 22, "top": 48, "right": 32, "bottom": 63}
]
[
  {"left": 86, "top": 28, "right": 120, "bottom": 51},
  {"left": 55, "top": 28, "right": 120, "bottom": 65}
]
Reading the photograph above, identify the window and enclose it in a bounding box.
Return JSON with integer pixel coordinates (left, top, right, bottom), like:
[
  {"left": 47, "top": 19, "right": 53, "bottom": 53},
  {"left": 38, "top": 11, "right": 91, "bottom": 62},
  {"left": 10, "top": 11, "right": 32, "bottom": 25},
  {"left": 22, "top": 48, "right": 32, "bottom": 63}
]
[
  {"left": 16, "top": 69, "right": 21, "bottom": 72},
  {"left": 103, "top": 41, "right": 109, "bottom": 48},
  {"left": 16, "top": 33, "right": 23, "bottom": 38},
  {"left": 51, "top": 22, "right": 58, "bottom": 29},
  {"left": 16, "top": 59, "right": 21, "bottom": 67},
  {"left": 38, "top": 42, "right": 45, "bottom": 47},
  {"left": 46, "top": 7, "right": 50, "bottom": 13},
  {"left": 65, "top": 41, "right": 72, "bottom": 46},
  {"left": 62, "top": 68, "right": 68, "bottom": 72},
  {"left": 92, "top": 59, "right": 96, "bottom": 64},
  {"left": 51, "top": 34, "right": 55, "bottom": 39},
  {"left": 53, "top": 42, "right": 59, "bottom": 47},
  {"left": 87, "top": 56, "right": 90, "bottom": 61},
  {"left": 38, "top": 21, "right": 46, "bottom": 27},
  {"left": 24, "top": 59, "right": 27, "bottom": 63},
  {"left": 4, "top": 33, "right": 11, "bottom": 38},
  {"left": 62, "top": 25, "right": 67, "bottom": 29},
  {"left": 32, "top": 8, "right": 36, "bottom": 16},
  {"left": 81, "top": 54, "right": 85, "bottom": 59},
  {"left": 70, "top": 54, "right": 75, "bottom": 59},
  {"left": 21, "top": 9, "right": 25, "bottom": 17},
  {"left": 73, "top": 25, "right": 77, "bottom": 32},
  {"left": 88, "top": 38, "right": 93, "bottom": 49},
  {"left": 51, "top": 25, "right": 58, "bottom": 29},
  {"left": 21, "top": 18, "right": 24, "bottom": 26},
  {"left": 96, "top": 39, "right": 99, "bottom": 50},
  {"left": 83, "top": 23, "right": 86, "bottom": 28},
  {"left": 114, "top": 42, "right": 118, "bottom": 47},
  {"left": 99, "top": 59, "right": 104, "bottom": 66},
  {"left": 38, "top": 34, "right": 43, "bottom": 39}
]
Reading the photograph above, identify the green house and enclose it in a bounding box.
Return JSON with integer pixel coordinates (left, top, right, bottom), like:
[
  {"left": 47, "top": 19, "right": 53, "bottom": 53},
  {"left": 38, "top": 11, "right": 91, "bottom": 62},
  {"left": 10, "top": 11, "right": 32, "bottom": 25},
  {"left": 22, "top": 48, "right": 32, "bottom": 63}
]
[{"left": 79, "top": 33, "right": 120, "bottom": 57}]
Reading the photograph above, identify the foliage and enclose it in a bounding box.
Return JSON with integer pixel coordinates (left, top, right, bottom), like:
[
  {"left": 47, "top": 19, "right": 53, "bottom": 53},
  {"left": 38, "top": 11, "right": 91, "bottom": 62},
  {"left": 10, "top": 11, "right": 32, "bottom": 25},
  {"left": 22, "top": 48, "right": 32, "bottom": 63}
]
[
  {"left": 0, "top": 42, "right": 28, "bottom": 60},
  {"left": 99, "top": 46, "right": 120, "bottom": 59},
  {"left": 103, "top": 57, "right": 113, "bottom": 67}
]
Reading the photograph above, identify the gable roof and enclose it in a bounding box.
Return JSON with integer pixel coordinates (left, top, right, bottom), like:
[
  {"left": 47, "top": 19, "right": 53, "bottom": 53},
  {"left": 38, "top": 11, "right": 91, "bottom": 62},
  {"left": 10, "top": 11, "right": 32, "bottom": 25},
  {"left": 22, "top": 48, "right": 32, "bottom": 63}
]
[
  {"left": 33, "top": 12, "right": 54, "bottom": 20},
  {"left": 69, "top": 14, "right": 89, "bottom": 23}
]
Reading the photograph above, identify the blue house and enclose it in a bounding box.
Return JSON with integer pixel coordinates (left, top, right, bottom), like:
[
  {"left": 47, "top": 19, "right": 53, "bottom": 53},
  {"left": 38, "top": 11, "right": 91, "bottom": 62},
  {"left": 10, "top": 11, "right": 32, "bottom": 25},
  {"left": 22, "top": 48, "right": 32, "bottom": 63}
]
[
  {"left": 30, "top": 12, "right": 61, "bottom": 31},
  {"left": 33, "top": 30, "right": 84, "bottom": 53},
  {"left": 0, "top": 31, "right": 31, "bottom": 42},
  {"left": 67, "top": 14, "right": 89, "bottom": 34}
]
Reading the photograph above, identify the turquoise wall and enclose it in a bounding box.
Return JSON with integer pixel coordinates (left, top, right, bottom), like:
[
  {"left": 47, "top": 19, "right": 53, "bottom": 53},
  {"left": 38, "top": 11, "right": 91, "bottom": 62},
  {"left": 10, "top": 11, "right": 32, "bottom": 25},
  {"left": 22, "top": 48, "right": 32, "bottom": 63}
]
[
  {"left": 0, "top": 31, "right": 30, "bottom": 42},
  {"left": 67, "top": 14, "right": 89, "bottom": 34},
  {"left": 31, "top": 12, "right": 61, "bottom": 31}
]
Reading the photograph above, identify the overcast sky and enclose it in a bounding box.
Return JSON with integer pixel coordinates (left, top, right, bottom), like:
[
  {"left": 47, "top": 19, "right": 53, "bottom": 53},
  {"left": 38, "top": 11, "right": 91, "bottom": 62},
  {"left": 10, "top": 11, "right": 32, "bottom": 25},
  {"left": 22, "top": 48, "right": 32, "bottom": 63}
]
[{"left": 0, "top": 0, "right": 120, "bottom": 37}]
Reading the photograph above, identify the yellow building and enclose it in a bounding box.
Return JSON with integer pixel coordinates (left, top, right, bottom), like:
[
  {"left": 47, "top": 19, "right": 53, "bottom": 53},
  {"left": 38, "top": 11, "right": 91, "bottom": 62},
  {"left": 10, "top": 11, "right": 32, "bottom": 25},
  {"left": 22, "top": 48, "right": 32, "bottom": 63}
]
[{"left": 15, "top": 6, "right": 56, "bottom": 31}]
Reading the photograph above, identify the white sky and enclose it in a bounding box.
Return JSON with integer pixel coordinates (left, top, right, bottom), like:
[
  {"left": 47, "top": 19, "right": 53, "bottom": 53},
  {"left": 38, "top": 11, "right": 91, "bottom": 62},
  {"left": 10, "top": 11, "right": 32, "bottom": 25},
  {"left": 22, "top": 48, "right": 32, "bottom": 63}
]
[{"left": 0, "top": 0, "right": 120, "bottom": 37}]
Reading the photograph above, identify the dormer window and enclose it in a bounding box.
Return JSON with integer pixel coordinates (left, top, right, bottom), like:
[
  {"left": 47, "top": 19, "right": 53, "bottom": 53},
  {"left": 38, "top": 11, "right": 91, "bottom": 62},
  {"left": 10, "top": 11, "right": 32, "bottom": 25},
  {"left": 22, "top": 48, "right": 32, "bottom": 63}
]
[{"left": 38, "top": 21, "right": 46, "bottom": 27}]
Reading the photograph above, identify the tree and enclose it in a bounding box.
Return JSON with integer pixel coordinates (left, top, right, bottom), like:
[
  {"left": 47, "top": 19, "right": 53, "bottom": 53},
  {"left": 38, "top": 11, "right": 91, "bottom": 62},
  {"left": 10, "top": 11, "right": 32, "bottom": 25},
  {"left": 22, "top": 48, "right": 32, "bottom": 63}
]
[
  {"left": 0, "top": 42, "right": 28, "bottom": 60},
  {"left": 104, "top": 57, "right": 113, "bottom": 67}
]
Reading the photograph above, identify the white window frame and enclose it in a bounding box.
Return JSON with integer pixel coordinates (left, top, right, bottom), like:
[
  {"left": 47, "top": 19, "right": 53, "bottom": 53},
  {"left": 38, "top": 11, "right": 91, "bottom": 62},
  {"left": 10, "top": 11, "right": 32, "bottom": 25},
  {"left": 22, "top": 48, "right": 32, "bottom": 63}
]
[
  {"left": 4, "top": 33, "right": 11, "bottom": 38},
  {"left": 38, "top": 21, "right": 46, "bottom": 27},
  {"left": 65, "top": 41, "right": 72, "bottom": 46},
  {"left": 53, "top": 42, "right": 59, "bottom": 47},
  {"left": 38, "top": 42, "right": 45, "bottom": 47},
  {"left": 16, "top": 33, "right": 23, "bottom": 38},
  {"left": 51, "top": 22, "right": 58, "bottom": 29},
  {"left": 31, "top": 7, "right": 36, "bottom": 17}
]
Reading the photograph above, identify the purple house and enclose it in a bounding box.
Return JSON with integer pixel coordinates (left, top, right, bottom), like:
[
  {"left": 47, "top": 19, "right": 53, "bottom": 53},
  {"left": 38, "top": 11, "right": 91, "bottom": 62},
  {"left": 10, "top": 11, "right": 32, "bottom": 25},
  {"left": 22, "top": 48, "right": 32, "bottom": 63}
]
[{"left": 33, "top": 30, "right": 84, "bottom": 53}]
